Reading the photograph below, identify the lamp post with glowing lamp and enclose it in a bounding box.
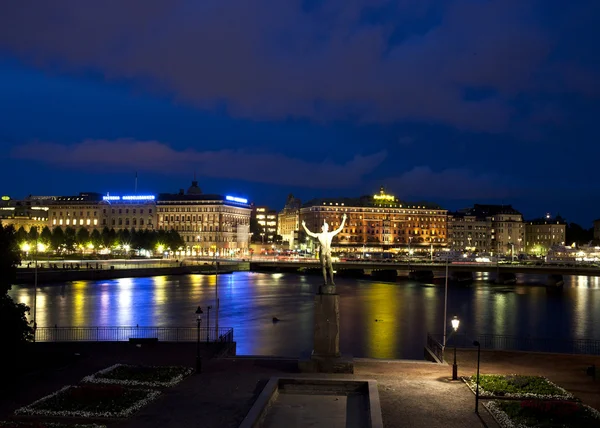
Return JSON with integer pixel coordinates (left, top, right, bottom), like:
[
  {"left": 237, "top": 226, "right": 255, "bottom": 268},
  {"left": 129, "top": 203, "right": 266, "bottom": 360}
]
[
  {"left": 195, "top": 306, "right": 203, "bottom": 373},
  {"left": 451, "top": 316, "right": 460, "bottom": 380}
]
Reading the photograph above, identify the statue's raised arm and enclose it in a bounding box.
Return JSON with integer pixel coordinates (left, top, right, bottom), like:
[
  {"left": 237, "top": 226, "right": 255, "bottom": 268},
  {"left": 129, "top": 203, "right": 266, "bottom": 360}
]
[
  {"left": 302, "top": 220, "right": 318, "bottom": 238},
  {"left": 333, "top": 213, "right": 347, "bottom": 235}
]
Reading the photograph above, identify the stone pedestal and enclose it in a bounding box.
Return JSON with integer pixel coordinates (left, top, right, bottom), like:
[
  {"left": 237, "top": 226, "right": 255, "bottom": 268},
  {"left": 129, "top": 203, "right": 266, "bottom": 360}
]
[{"left": 298, "top": 288, "right": 354, "bottom": 373}]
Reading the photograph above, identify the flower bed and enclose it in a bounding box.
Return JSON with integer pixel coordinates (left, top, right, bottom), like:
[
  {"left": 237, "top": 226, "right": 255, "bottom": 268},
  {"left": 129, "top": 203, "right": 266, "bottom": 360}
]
[
  {"left": 485, "top": 399, "right": 600, "bottom": 428},
  {"left": 82, "top": 364, "right": 193, "bottom": 388},
  {"left": 14, "top": 384, "right": 160, "bottom": 418},
  {"left": 464, "top": 374, "right": 575, "bottom": 400},
  {"left": 0, "top": 423, "right": 106, "bottom": 428}
]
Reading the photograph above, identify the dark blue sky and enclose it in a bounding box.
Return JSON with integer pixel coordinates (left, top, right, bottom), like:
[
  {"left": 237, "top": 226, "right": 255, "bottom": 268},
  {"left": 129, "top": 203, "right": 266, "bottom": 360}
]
[{"left": 0, "top": 1, "right": 599, "bottom": 224}]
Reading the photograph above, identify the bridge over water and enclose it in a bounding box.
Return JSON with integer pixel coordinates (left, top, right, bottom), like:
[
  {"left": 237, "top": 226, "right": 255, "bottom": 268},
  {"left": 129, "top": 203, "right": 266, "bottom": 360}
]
[{"left": 249, "top": 260, "right": 600, "bottom": 286}]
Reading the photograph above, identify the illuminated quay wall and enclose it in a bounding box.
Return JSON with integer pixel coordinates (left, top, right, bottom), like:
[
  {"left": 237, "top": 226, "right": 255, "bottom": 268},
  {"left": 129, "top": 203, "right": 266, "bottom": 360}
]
[
  {"left": 299, "top": 187, "right": 447, "bottom": 254},
  {"left": 156, "top": 181, "right": 251, "bottom": 256}
]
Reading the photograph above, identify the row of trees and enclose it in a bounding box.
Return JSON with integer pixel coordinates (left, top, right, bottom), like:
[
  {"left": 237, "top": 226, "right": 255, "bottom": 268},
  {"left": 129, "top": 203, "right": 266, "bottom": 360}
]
[{"left": 16, "top": 226, "right": 185, "bottom": 254}]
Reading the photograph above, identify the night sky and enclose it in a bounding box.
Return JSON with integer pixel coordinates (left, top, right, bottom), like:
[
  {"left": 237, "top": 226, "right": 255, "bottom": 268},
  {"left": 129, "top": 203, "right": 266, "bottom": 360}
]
[{"left": 0, "top": 1, "right": 598, "bottom": 224}]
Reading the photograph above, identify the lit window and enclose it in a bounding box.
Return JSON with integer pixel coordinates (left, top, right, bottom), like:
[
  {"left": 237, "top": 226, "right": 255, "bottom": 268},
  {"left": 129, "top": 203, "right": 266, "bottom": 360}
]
[{"left": 86, "top": 219, "right": 91, "bottom": 225}]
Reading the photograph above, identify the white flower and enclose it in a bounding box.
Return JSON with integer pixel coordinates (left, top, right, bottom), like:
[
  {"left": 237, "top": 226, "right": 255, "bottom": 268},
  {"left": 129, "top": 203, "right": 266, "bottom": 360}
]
[
  {"left": 14, "top": 385, "right": 160, "bottom": 418},
  {"left": 81, "top": 364, "right": 193, "bottom": 388}
]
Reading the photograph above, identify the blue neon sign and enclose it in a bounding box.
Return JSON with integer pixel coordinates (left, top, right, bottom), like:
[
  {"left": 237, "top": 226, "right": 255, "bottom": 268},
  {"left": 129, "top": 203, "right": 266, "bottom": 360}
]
[
  {"left": 226, "top": 195, "right": 248, "bottom": 204},
  {"left": 103, "top": 195, "right": 155, "bottom": 201}
]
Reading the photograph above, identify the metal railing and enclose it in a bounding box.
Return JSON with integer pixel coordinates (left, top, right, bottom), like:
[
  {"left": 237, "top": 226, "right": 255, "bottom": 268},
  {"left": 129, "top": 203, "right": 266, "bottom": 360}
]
[
  {"left": 426, "top": 333, "right": 445, "bottom": 362},
  {"left": 430, "top": 332, "right": 600, "bottom": 356},
  {"left": 34, "top": 326, "right": 234, "bottom": 343}
]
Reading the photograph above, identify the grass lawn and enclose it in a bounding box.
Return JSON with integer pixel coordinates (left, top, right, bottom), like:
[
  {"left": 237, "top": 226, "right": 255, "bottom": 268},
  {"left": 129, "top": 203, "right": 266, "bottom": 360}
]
[
  {"left": 468, "top": 374, "right": 573, "bottom": 398},
  {"left": 97, "top": 365, "right": 189, "bottom": 383},
  {"left": 487, "top": 400, "right": 600, "bottom": 428}
]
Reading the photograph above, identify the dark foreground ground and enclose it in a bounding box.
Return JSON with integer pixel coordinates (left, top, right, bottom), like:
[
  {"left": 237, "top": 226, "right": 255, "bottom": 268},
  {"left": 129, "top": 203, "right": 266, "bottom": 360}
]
[{"left": 1, "top": 343, "right": 599, "bottom": 428}]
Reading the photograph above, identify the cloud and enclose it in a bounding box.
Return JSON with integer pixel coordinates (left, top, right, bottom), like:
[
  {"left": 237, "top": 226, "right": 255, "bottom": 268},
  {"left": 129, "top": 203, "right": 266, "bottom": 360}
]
[
  {"left": 11, "top": 139, "right": 386, "bottom": 189},
  {"left": 382, "top": 166, "right": 515, "bottom": 200},
  {"left": 0, "top": 0, "right": 594, "bottom": 132}
]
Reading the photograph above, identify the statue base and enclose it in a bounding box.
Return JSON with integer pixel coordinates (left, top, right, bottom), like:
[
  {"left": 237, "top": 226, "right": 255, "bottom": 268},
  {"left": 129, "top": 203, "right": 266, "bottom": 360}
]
[
  {"left": 298, "top": 290, "right": 354, "bottom": 374},
  {"left": 319, "top": 284, "right": 336, "bottom": 294}
]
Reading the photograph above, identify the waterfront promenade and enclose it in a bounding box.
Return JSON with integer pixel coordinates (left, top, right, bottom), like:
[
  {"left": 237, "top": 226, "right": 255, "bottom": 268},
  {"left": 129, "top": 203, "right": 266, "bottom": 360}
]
[
  {"left": 2, "top": 342, "right": 599, "bottom": 428},
  {"left": 14, "top": 256, "right": 600, "bottom": 286}
]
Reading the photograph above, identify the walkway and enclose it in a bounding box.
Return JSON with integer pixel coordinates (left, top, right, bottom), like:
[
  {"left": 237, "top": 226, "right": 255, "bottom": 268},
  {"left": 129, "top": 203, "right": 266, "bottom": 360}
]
[{"left": 3, "top": 344, "right": 599, "bottom": 428}]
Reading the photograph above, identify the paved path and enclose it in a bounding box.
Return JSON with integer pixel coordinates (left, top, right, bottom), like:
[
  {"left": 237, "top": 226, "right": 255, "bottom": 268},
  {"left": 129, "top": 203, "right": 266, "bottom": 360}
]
[
  {"left": 117, "top": 358, "right": 496, "bottom": 428},
  {"left": 3, "top": 344, "right": 600, "bottom": 428}
]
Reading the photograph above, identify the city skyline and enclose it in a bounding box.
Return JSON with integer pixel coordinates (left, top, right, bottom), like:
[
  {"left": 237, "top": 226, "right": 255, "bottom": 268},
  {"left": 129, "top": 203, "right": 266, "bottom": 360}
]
[
  {"left": 1, "top": 1, "right": 599, "bottom": 225},
  {"left": 0, "top": 179, "right": 596, "bottom": 229}
]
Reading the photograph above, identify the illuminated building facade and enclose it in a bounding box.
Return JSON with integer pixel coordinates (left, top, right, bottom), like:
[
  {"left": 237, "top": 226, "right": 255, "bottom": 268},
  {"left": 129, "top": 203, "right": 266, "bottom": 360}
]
[
  {"left": 525, "top": 216, "right": 566, "bottom": 255},
  {"left": 252, "top": 206, "right": 278, "bottom": 243},
  {"left": 459, "top": 205, "right": 524, "bottom": 255},
  {"left": 300, "top": 187, "right": 447, "bottom": 253},
  {"left": 156, "top": 181, "right": 251, "bottom": 255},
  {"left": 46, "top": 192, "right": 156, "bottom": 231},
  {"left": 0, "top": 196, "right": 49, "bottom": 232},
  {"left": 447, "top": 212, "right": 493, "bottom": 252},
  {"left": 277, "top": 194, "right": 301, "bottom": 247}
]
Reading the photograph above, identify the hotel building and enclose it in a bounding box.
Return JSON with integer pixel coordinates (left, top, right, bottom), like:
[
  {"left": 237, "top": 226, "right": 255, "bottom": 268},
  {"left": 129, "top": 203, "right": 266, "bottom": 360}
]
[
  {"left": 525, "top": 216, "right": 566, "bottom": 255},
  {"left": 156, "top": 181, "right": 251, "bottom": 255},
  {"left": 299, "top": 187, "right": 447, "bottom": 253}
]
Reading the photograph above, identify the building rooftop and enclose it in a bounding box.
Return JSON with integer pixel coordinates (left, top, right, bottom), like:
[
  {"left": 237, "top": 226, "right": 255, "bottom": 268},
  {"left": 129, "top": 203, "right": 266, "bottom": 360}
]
[
  {"left": 302, "top": 196, "right": 442, "bottom": 210},
  {"left": 469, "top": 204, "right": 522, "bottom": 217}
]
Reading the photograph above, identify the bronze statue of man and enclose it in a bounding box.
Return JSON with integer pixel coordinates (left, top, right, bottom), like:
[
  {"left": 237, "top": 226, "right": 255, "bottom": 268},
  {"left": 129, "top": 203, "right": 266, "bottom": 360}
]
[{"left": 302, "top": 213, "right": 347, "bottom": 286}]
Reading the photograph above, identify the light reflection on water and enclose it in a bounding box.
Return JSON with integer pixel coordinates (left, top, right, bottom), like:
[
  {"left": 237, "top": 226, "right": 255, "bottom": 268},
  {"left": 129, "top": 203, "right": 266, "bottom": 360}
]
[{"left": 8, "top": 272, "right": 600, "bottom": 359}]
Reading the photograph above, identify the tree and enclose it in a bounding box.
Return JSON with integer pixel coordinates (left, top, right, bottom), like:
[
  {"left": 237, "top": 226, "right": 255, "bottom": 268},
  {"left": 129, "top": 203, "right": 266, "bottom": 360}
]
[
  {"left": 0, "top": 223, "right": 33, "bottom": 347},
  {"left": 117, "top": 229, "right": 131, "bottom": 247},
  {"left": 101, "top": 227, "right": 112, "bottom": 249},
  {"left": 40, "top": 226, "right": 52, "bottom": 247},
  {"left": 16, "top": 226, "right": 28, "bottom": 245},
  {"left": 28, "top": 226, "right": 39, "bottom": 242},
  {"left": 566, "top": 223, "right": 594, "bottom": 246},
  {"left": 51, "top": 227, "right": 65, "bottom": 252},
  {"left": 76, "top": 227, "right": 90, "bottom": 246},
  {"left": 90, "top": 229, "right": 102, "bottom": 248},
  {"left": 64, "top": 227, "right": 76, "bottom": 252},
  {"left": 0, "top": 224, "right": 20, "bottom": 294}
]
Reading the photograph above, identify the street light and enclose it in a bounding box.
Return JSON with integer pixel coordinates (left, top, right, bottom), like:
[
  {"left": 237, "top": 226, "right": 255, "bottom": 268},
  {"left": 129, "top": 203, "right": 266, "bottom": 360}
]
[
  {"left": 195, "top": 306, "right": 203, "bottom": 373},
  {"left": 442, "top": 253, "right": 449, "bottom": 348},
  {"left": 473, "top": 340, "right": 481, "bottom": 413},
  {"left": 206, "top": 305, "right": 212, "bottom": 343},
  {"left": 451, "top": 316, "right": 460, "bottom": 380}
]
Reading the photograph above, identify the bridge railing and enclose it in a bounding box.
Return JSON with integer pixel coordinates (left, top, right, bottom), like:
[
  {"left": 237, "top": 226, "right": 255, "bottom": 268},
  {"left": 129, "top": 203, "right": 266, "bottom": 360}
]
[
  {"left": 431, "top": 332, "right": 600, "bottom": 356},
  {"left": 34, "top": 326, "right": 234, "bottom": 343}
]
